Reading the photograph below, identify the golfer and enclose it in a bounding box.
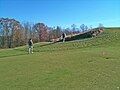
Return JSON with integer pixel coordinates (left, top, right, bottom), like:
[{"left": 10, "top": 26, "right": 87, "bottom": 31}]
[
  {"left": 62, "top": 33, "right": 66, "bottom": 42},
  {"left": 28, "top": 38, "right": 33, "bottom": 54}
]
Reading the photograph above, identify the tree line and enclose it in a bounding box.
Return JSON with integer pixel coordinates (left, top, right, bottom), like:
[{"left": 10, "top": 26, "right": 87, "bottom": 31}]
[{"left": 0, "top": 18, "right": 102, "bottom": 48}]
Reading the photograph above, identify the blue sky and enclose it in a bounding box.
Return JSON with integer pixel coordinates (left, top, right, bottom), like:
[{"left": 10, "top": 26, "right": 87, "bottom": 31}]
[{"left": 0, "top": 0, "right": 120, "bottom": 28}]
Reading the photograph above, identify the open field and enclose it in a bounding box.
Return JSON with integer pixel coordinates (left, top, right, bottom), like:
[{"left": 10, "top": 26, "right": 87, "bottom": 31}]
[{"left": 0, "top": 28, "right": 120, "bottom": 90}]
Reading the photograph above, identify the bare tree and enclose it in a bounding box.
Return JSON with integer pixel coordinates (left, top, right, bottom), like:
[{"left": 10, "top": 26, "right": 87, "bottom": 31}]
[
  {"left": 71, "top": 24, "right": 77, "bottom": 34},
  {"left": 63, "top": 28, "right": 71, "bottom": 35},
  {"left": 80, "top": 24, "right": 86, "bottom": 32},
  {"left": 22, "top": 22, "right": 32, "bottom": 44}
]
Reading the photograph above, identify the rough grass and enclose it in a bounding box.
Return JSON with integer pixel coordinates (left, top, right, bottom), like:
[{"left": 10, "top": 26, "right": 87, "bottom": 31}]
[{"left": 0, "top": 28, "right": 120, "bottom": 90}]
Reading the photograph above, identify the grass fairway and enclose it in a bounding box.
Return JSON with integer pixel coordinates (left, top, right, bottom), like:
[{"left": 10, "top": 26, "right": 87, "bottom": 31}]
[{"left": 0, "top": 29, "right": 120, "bottom": 90}]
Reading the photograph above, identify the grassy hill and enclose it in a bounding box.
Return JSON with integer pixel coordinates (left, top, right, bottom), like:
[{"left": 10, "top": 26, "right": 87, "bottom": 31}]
[{"left": 0, "top": 28, "right": 120, "bottom": 90}]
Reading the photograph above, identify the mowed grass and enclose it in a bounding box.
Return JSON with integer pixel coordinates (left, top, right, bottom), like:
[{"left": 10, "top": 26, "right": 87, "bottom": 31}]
[{"left": 0, "top": 28, "right": 120, "bottom": 90}]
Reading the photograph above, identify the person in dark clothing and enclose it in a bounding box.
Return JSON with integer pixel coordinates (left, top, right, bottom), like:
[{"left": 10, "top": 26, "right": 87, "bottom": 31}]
[
  {"left": 62, "top": 33, "right": 66, "bottom": 42},
  {"left": 28, "top": 38, "right": 33, "bottom": 54}
]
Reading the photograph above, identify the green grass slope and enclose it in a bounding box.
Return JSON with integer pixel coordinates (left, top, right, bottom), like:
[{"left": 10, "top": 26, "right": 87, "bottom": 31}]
[
  {"left": 0, "top": 28, "right": 120, "bottom": 90},
  {"left": 1, "top": 28, "right": 120, "bottom": 57}
]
